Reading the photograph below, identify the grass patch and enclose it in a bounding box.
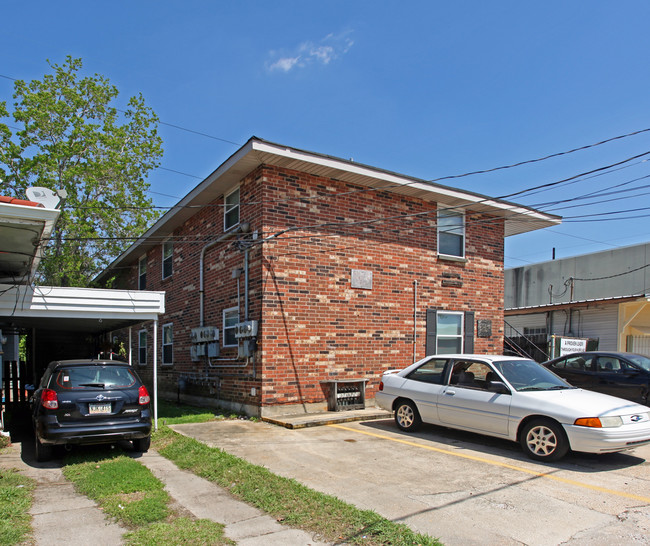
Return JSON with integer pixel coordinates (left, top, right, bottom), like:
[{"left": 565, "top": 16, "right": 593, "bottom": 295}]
[
  {"left": 124, "top": 516, "right": 234, "bottom": 545},
  {"left": 156, "top": 400, "right": 221, "bottom": 425},
  {"left": 63, "top": 450, "right": 170, "bottom": 527},
  {"left": 153, "top": 426, "right": 440, "bottom": 546},
  {"left": 0, "top": 468, "right": 35, "bottom": 545},
  {"left": 62, "top": 445, "right": 231, "bottom": 543}
]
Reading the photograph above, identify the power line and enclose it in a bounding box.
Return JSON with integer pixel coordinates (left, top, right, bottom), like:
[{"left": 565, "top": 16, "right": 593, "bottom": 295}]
[
  {"left": 426, "top": 128, "right": 650, "bottom": 184},
  {"left": 572, "top": 262, "right": 650, "bottom": 281}
]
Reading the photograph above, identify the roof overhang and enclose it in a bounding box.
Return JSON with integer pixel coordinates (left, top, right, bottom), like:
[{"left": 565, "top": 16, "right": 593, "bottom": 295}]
[
  {"left": 0, "top": 284, "right": 165, "bottom": 333},
  {"left": 505, "top": 294, "right": 646, "bottom": 315},
  {"left": 0, "top": 200, "right": 60, "bottom": 284},
  {"left": 97, "top": 137, "right": 561, "bottom": 282}
]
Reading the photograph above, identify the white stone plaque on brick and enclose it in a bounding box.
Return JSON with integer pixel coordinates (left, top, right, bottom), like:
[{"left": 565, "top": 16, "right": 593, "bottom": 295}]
[{"left": 351, "top": 269, "right": 372, "bottom": 289}]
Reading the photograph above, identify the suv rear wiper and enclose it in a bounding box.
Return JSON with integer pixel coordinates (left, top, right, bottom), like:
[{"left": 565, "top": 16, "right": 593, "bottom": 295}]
[{"left": 79, "top": 382, "right": 105, "bottom": 388}]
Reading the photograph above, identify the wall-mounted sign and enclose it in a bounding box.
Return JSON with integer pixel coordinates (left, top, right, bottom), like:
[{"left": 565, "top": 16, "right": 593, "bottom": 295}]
[{"left": 560, "top": 337, "right": 588, "bottom": 356}]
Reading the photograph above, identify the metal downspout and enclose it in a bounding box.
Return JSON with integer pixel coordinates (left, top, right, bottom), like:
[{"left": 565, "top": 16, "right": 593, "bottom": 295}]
[
  {"left": 199, "top": 223, "right": 249, "bottom": 327},
  {"left": 413, "top": 280, "right": 417, "bottom": 363}
]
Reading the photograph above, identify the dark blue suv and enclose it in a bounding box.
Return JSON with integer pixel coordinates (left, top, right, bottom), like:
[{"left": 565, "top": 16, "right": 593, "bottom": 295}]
[{"left": 31, "top": 359, "right": 152, "bottom": 461}]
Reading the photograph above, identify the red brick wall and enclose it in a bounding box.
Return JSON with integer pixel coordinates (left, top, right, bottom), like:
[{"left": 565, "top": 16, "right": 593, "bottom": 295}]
[
  {"left": 112, "top": 163, "right": 505, "bottom": 415},
  {"left": 258, "top": 165, "right": 504, "bottom": 408}
]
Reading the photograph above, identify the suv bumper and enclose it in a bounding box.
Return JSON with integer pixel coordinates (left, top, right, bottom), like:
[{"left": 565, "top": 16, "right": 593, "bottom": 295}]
[{"left": 35, "top": 420, "right": 152, "bottom": 445}]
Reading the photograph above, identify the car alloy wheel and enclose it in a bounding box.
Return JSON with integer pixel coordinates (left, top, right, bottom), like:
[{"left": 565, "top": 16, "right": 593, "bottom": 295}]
[
  {"left": 520, "top": 418, "right": 569, "bottom": 462},
  {"left": 394, "top": 400, "right": 421, "bottom": 432}
]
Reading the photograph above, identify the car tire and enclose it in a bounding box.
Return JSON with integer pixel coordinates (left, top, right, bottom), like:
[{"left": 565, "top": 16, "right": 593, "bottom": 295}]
[
  {"left": 520, "top": 418, "right": 569, "bottom": 462},
  {"left": 133, "top": 436, "right": 151, "bottom": 453},
  {"left": 394, "top": 400, "right": 421, "bottom": 432},
  {"left": 34, "top": 435, "right": 53, "bottom": 462}
]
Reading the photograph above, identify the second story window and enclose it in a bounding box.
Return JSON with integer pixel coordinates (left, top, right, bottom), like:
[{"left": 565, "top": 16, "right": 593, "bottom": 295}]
[
  {"left": 162, "top": 241, "right": 173, "bottom": 279},
  {"left": 138, "top": 256, "right": 147, "bottom": 290},
  {"left": 224, "top": 187, "right": 240, "bottom": 231},
  {"left": 438, "top": 209, "right": 465, "bottom": 258}
]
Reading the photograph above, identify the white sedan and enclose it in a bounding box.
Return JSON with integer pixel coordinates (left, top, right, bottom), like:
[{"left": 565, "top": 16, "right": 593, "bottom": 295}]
[{"left": 375, "top": 354, "right": 650, "bottom": 461}]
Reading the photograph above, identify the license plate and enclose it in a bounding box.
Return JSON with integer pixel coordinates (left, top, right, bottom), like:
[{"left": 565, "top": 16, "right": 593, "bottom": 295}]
[{"left": 89, "top": 403, "right": 111, "bottom": 414}]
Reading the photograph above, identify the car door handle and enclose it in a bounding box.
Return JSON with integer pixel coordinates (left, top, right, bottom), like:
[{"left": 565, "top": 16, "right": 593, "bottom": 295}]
[{"left": 445, "top": 390, "right": 456, "bottom": 396}]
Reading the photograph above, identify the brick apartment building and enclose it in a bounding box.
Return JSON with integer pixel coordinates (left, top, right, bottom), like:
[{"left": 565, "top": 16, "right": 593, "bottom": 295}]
[{"left": 98, "top": 137, "right": 559, "bottom": 417}]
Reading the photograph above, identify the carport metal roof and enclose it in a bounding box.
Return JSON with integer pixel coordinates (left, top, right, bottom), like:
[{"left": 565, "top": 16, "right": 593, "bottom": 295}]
[
  {"left": 0, "top": 283, "right": 165, "bottom": 334},
  {"left": 0, "top": 197, "right": 59, "bottom": 285}
]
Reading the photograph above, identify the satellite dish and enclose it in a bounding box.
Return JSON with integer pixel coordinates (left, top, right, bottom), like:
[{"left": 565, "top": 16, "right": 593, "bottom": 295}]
[{"left": 25, "top": 187, "right": 61, "bottom": 209}]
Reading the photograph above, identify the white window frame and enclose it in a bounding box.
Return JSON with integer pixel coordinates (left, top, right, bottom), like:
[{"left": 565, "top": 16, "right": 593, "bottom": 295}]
[
  {"left": 138, "top": 255, "right": 147, "bottom": 290},
  {"left": 222, "top": 307, "right": 239, "bottom": 347},
  {"left": 437, "top": 209, "right": 465, "bottom": 259},
  {"left": 224, "top": 187, "right": 240, "bottom": 232},
  {"left": 162, "top": 240, "right": 173, "bottom": 279},
  {"left": 138, "top": 329, "right": 147, "bottom": 366},
  {"left": 436, "top": 311, "right": 464, "bottom": 354},
  {"left": 162, "top": 323, "right": 173, "bottom": 365}
]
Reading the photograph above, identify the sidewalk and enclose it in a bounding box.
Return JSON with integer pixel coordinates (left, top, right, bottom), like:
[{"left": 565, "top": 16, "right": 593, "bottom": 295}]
[
  {"left": 138, "top": 449, "right": 328, "bottom": 545},
  {"left": 0, "top": 440, "right": 329, "bottom": 545},
  {"left": 0, "top": 441, "right": 125, "bottom": 546}
]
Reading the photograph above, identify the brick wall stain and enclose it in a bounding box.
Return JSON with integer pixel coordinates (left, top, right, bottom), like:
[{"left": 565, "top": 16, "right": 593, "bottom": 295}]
[{"left": 112, "top": 164, "right": 505, "bottom": 413}]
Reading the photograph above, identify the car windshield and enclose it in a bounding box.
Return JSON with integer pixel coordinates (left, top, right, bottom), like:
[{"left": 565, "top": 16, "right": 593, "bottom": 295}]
[
  {"left": 492, "top": 359, "right": 574, "bottom": 392},
  {"left": 54, "top": 366, "right": 136, "bottom": 389},
  {"left": 627, "top": 354, "right": 650, "bottom": 372}
]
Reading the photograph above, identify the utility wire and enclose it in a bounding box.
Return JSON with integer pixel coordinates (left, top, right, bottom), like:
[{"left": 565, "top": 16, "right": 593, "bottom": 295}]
[{"left": 572, "top": 262, "right": 650, "bottom": 281}]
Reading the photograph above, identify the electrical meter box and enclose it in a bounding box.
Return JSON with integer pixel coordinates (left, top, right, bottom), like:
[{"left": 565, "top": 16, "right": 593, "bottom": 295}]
[
  {"left": 235, "top": 320, "right": 258, "bottom": 339},
  {"left": 190, "top": 326, "right": 219, "bottom": 343}
]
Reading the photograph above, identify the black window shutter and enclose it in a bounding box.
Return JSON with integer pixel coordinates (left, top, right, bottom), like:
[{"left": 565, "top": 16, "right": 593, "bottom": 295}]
[
  {"left": 464, "top": 311, "right": 475, "bottom": 353},
  {"left": 426, "top": 308, "right": 438, "bottom": 355}
]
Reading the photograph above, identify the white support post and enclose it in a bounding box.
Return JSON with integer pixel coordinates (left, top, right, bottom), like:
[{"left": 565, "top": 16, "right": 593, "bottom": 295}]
[{"left": 153, "top": 319, "right": 158, "bottom": 431}]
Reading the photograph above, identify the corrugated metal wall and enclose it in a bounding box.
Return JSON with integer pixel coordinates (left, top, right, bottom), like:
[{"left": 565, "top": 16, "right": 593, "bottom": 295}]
[
  {"left": 505, "top": 313, "right": 547, "bottom": 333},
  {"left": 507, "top": 304, "right": 620, "bottom": 351}
]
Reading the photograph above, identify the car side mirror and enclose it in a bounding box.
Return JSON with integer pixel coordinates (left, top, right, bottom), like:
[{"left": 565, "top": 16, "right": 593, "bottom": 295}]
[{"left": 487, "top": 381, "right": 511, "bottom": 395}]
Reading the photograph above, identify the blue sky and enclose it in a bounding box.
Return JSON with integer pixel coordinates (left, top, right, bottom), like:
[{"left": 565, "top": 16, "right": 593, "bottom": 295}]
[{"left": 3, "top": 1, "right": 650, "bottom": 268}]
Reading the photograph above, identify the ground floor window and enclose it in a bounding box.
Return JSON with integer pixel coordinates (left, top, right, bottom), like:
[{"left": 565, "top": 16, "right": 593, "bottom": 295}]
[
  {"left": 138, "top": 330, "right": 147, "bottom": 365},
  {"left": 426, "top": 309, "right": 475, "bottom": 355},
  {"left": 162, "top": 323, "right": 173, "bottom": 365},
  {"left": 436, "top": 311, "right": 464, "bottom": 354},
  {"left": 223, "top": 307, "right": 239, "bottom": 347}
]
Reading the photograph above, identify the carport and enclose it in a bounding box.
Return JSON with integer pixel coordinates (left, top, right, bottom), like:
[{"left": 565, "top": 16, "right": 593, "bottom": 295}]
[
  {"left": 0, "top": 193, "right": 165, "bottom": 430},
  {"left": 0, "top": 284, "right": 165, "bottom": 426}
]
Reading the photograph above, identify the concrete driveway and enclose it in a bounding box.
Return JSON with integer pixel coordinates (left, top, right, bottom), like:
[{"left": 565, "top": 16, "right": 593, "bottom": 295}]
[{"left": 172, "top": 416, "right": 650, "bottom": 546}]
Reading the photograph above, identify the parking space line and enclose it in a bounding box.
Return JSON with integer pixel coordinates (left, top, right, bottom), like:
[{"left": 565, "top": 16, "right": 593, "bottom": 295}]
[{"left": 328, "top": 423, "right": 650, "bottom": 504}]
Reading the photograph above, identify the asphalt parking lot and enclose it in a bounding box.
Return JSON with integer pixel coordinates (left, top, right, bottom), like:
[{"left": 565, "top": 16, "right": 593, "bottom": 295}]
[{"left": 173, "top": 416, "right": 650, "bottom": 546}]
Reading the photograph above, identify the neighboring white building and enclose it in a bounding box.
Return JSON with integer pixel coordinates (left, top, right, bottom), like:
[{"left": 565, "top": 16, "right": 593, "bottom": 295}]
[{"left": 505, "top": 242, "right": 650, "bottom": 360}]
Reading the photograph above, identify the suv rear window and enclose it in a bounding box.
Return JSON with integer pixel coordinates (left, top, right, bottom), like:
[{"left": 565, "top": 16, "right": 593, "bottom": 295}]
[{"left": 53, "top": 366, "right": 137, "bottom": 390}]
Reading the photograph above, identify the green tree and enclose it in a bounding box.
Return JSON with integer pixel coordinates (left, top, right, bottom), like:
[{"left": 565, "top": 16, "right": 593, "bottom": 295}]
[{"left": 0, "top": 56, "right": 163, "bottom": 286}]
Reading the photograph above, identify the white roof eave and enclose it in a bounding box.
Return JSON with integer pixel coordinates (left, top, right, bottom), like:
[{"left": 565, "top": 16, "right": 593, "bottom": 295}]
[{"left": 97, "top": 137, "right": 560, "bottom": 280}]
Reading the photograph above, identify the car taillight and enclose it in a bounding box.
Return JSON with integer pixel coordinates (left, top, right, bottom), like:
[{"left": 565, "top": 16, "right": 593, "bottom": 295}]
[
  {"left": 378, "top": 381, "right": 384, "bottom": 391},
  {"left": 41, "top": 389, "right": 59, "bottom": 410},
  {"left": 138, "top": 385, "right": 150, "bottom": 405}
]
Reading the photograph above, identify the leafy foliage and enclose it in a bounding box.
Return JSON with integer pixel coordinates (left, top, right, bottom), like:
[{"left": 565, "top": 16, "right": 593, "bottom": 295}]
[{"left": 0, "top": 57, "right": 163, "bottom": 286}]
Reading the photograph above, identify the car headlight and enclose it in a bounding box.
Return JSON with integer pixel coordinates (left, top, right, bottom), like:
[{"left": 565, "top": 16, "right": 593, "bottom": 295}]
[{"left": 574, "top": 416, "right": 623, "bottom": 428}]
